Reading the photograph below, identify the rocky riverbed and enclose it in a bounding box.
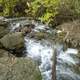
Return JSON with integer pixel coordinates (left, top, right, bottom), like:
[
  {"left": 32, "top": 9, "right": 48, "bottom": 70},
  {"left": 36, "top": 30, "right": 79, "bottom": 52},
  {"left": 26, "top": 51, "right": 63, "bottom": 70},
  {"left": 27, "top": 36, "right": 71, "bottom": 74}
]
[
  {"left": 0, "top": 17, "right": 80, "bottom": 80},
  {"left": 0, "top": 18, "right": 42, "bottom": 80}
]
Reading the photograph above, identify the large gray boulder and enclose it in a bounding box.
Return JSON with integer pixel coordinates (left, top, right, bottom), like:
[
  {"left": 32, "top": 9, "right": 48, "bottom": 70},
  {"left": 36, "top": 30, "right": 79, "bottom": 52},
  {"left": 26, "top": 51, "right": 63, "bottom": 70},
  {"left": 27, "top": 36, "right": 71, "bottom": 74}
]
[
  {"left": 0, "top": 57, "right": 42, "bottom": 80},
  {"left": 0, "top": 32, "right": 24, "bottom": 49}
]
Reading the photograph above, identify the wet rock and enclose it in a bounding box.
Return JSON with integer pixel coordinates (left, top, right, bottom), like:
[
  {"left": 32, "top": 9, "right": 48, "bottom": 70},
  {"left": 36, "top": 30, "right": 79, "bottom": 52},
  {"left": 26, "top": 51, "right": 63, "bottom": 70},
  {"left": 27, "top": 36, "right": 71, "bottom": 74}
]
[
  {"left": 0, "top": 32, "right": 24, "bottom": 50},
  {"left": 14, "top": 27, "right": 32, "bottom": 33},
  {"left": 0, "top": 57, "right": 42, "bottom": 80},
  {"left": 0, "top": 20, "right": 8, "bottom": 26},
  {"left": 77, "top": 53, "right": 80, "bottom": 58},
  {"left": 0, "top": 21, "right": 9, "bottom": 38},
  {"left": 21, "top": 24, "right": 35, "bottom": 33},
  {"left": 34, "top": 32, "right": 46, "bottom": 39},
  {"left": 29, "top": 32, "right": 48, "bottom": 40},
  {"left": 14, "top": 24, "right": 35, "bottom": 34},
  {"left": 21, "top": 27, "right": 32, "bottom": 34}
]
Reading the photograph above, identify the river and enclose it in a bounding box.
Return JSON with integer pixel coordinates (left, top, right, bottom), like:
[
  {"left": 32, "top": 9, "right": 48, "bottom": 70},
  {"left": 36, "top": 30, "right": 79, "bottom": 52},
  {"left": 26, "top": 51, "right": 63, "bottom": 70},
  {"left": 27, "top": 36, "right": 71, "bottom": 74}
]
[{"left": 6, "top": 17, "right": 80, "bottom": 80}]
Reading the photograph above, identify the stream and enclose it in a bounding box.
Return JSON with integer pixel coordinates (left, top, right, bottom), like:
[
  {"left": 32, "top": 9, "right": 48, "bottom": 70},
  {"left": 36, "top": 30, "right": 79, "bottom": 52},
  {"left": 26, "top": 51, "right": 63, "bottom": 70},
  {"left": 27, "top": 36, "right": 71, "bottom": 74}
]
[{"left": 7, "top": 18, "right": 80, "bottom": 80}]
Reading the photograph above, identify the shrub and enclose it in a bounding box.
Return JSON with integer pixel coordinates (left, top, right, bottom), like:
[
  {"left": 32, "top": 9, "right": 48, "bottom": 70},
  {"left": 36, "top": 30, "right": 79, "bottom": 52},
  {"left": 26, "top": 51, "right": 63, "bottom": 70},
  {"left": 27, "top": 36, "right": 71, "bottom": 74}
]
[
  {"left": 30, "top": 0, "right": 60, "bottom": 23},
  {"left": 52, "top": 0, "right": 80, "bottom": 26}
]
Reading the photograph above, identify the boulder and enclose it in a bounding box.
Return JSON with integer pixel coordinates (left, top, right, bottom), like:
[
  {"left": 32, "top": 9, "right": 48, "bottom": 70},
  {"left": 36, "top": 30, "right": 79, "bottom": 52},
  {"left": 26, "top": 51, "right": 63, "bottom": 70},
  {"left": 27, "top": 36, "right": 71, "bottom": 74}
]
[
  {"left": 0, "top": 57, "right": 42, "bottom": 80},
  {"left": 56, "top": 20, "right": 80, "bottom": 50},
  {"left": 0, "top": 32, "right": 24, "bottom": 49},
  {"left": 0, "top": 21, "right": 9, "bottom": 38}
]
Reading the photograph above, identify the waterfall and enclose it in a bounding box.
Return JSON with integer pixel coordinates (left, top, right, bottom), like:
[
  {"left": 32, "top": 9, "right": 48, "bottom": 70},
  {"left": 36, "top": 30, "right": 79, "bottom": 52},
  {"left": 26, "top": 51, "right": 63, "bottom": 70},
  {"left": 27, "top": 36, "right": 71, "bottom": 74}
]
[{"left": 9, "top": 18, "right": 80, "bottom": 80}]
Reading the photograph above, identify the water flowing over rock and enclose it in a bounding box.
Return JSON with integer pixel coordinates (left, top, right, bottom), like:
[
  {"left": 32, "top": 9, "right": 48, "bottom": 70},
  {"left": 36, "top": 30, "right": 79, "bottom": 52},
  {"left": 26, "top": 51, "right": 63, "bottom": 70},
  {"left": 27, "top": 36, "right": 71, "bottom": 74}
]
[
  {"left": 25, "top": 38, "right": 54, "bottom": 80},
  {"left": 9, "top": 18, "right": 80, "bottom": 80},
  {"left": 56, "top": 48, "right": 80, "bottom": 80},
  {"left": 0, "top": 18, "right": 79, "bottom": 80},
  {"left": 10, "top": 19, "right": 55, "bottom": 80}
]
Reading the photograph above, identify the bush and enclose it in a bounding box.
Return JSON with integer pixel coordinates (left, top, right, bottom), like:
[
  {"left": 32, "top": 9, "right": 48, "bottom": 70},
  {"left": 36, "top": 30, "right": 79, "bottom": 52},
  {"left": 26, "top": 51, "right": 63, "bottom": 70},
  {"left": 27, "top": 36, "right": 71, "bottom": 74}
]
[
  {"left": 0, "top": 0, "right": 80, "bottom": 25},
  {"left": 0, "top": 0, "right": 28, "bottom": 17},
  {"left": 52, "top": 0, "right": 80, "bottom": 26},
  {"left": 30, "top": 0, "right": 60, "bottom": 23},
  {"left": 0, "top": 0, "right": 60, "bottom": 22}
]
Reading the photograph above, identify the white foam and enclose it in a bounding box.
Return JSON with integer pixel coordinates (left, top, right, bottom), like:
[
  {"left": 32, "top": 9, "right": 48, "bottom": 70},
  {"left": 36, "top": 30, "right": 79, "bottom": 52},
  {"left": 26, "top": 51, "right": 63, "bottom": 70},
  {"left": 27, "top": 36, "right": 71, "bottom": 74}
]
[
  {"left": 65, "top": 48, "right": 78, "bottom": 54},
  {"left": 25, "top": 38, "right": 53, "bottom": 80}
]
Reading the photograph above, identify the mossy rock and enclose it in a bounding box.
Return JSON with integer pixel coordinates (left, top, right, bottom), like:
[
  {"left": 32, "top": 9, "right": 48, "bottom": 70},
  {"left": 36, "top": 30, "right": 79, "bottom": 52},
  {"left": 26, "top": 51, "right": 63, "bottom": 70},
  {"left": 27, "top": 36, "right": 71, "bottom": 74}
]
[
  {"left": 0, "top": 21, "right": 9, "bottom": 38},
  {"left": 29, "top": 32, "right": 46, "bottom": 40},
  {"left": 0, "top": 32, "right": 24, "bottom": 49},
  {"left": 0, "top": 57, "right": 42, "bottom": 80}
]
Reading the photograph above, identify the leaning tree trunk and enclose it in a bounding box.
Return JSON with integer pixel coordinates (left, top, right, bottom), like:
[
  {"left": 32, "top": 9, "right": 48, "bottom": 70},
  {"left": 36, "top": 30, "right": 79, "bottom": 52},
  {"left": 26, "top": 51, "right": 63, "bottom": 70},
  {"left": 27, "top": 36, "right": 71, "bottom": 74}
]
[{"left": 52, "top": 48, "right": 57, "bottom": 80}]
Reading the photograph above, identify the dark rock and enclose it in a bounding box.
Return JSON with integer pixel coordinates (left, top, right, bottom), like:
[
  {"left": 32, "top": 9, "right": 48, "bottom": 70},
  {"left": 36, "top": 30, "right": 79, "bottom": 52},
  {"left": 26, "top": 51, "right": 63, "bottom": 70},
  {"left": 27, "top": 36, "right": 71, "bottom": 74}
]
[
  {"left": 21, "top": 27, "right": 32, "bottom": 34},
  {"left": 14, "top": 24, "right": 35, "bottom": 34}
]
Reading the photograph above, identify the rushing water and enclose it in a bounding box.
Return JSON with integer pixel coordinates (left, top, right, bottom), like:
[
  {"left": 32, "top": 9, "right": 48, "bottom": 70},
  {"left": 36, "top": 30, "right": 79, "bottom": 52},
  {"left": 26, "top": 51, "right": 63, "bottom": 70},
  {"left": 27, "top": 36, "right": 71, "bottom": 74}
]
[
  {"left": 56, "top": 48, "right": 80, "bottom": 80},
  {"left": 25, "top": 38, "right": 53, "bottom": 80},
  {"left": 9, "top": 18, "right": 80, "bottom": 80}
]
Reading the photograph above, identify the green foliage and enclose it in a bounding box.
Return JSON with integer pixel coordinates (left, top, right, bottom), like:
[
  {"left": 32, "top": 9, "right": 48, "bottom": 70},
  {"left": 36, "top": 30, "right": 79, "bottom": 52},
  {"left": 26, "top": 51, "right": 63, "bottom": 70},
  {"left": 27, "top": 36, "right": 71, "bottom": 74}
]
[
  {"left": 0, "top": 0, "right": 80, "bottom": 24},
  {"left": 30, "top": 0, "right": 60, "bottom": 23},
  {"left": 59, "top": 0, "right": 80, "bottom": 16},
  {"left": 0, "top": 0, "right": 19, "bottom": 16},
  {"left": 49, "top": 0, "right": 80, "bottom": 26},
  {"left": 0, "top": 0, "right": 28, "bottom": 17}
]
